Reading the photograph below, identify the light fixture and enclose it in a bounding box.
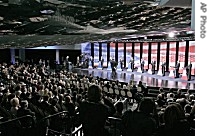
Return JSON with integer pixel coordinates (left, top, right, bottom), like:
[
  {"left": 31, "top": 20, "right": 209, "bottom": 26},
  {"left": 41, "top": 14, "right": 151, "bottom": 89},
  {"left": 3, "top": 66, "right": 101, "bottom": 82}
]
[{"left": 168, "top": 32, "right": 175, "bottom": 38}]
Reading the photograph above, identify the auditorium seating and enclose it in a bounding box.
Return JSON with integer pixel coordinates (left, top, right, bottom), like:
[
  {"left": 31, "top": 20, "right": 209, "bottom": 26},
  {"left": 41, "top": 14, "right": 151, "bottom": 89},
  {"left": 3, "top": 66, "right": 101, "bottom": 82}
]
[{"left": 0, "top": 62, "right": 195, "bottom": 136}]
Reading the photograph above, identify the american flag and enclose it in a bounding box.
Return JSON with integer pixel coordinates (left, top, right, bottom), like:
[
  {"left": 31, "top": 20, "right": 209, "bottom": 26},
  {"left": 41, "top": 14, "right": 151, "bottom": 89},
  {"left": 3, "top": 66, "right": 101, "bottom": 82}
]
[{"left": 179, "top": 54, "right": 185, "bottom": 62}]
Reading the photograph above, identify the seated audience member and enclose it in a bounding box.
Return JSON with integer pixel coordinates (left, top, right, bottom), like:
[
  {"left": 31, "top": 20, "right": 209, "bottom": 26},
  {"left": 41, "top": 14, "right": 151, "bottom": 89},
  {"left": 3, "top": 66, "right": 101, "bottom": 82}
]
[
  {"left": 113, "top": 101, "right": 124, "bottom": 118},
  {"left": 48, "top": 98, "right": 59, "bottom": 114},
  {"left": 166, "top": 93, "right": 175, "bottom": 104},
  {"left": 2, "top": 93, "right": 16, "bottom": 111},
  {"left": 157, "top": 103, "right": 191, "bottom": 136},
  {"left": 121, "top": 98, "right": 157, "bottom": 136},
  {"left": 10, "top": 97, "right": 20, "bottom": 115},
  {"left": 156, "top": 94, "right": 165, "bottom": 107},
  {"left": 184, "top": 104, "right": 192, "bottom": 118},
  {"left": 40, "top": 95, "right": 51, "bottom": 111},
  {"left": 174, "top": 89, "right": 182, "bottom": 99},
  {"left": 79, "top": 85, "right": 116, "bottom": 136},
  {"left": 17, "top": 100, "right": 36, "bottom": 127},
  {"left": 63, "top": 95, "right": 75, "bottom": 116},
  {"left": 137, "top": 81, "right": 148, "bottom": 97}
]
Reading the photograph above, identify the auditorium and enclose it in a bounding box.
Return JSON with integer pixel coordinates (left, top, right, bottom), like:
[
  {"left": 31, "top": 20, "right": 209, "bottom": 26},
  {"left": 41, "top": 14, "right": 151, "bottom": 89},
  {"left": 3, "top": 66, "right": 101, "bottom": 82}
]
[{"left": 0, "top": 0, "right": 195, "bottom": 136}]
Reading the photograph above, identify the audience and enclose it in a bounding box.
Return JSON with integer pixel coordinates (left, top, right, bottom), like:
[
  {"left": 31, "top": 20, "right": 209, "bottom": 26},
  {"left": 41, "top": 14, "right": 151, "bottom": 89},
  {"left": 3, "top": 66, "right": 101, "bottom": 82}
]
[
  {"left": 157, "top": 103, "right": 191, "bottom": 136},
  {"left": 0, "top": 62, "right": 195, "bottom": 136},
  {"left": 122, "top": 98, "right": 157, "bottom": 136}
]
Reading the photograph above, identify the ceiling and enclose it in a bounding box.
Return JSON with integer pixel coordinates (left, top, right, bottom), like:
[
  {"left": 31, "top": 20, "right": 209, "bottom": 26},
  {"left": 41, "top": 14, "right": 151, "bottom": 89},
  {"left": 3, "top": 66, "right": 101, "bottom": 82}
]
[{"left": 0, "top": 0, "right": 194, "bottom": 48}]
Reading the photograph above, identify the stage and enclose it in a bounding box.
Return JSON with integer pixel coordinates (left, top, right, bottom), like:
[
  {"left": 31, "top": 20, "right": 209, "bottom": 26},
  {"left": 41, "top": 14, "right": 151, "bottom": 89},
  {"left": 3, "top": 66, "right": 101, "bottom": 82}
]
[{"left": 73, "top": 68, "right": 195, "bottom": 90}]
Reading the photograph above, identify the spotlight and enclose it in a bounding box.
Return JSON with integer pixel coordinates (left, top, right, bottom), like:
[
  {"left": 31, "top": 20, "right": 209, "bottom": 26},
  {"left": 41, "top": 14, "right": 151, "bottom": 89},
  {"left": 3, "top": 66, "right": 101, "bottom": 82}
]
[{"left": 168, "top": 32, "right": 175, "bottom": 38}]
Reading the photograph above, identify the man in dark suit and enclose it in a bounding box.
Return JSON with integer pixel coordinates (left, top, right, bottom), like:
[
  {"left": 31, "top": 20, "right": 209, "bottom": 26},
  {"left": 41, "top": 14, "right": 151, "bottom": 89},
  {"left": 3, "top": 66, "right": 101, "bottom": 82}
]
[
  {"left": 186, "top": 61, "right": 192, "bottom": 81},
  {"left": 151, "top": 58, "right": 156, "bottom": 74},
  {"left": 161, "top": 60, "right": 166, "bottom": 76},
  {"left": 79, "top": 85, "right": 116, "bottom": 136},
  {"left": 141, "top": 58, "right": 145, "bottom": 73},
  {"left": 120, "top": 57, "right": 123, "bottom": 70},
  {"left": 130, "top": 57, "right": 134, "bottom": 72},
  {"left": 111, "top": 59, "right": 117, "bottom": 78},
  {"left": 175, "top": 60, "right": 180, "bottom": 78}
]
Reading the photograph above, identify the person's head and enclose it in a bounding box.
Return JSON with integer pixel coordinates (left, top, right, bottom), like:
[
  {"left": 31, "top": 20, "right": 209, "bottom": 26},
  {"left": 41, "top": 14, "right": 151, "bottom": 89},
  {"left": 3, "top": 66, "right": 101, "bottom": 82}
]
[
  {"left": 138, "top": 81, "right": 142, "bottom": 85},
  {"left": 115, "top": 101, "right": 124, "bottom": 113},
  {"left": 163, "top": 103, "right": 185, "bottom": 128},
  {"left": 51, "top": 98, "right": 58, "bottom": 106},
  {"left": 87, "top": 85, "right": 102, "bottom": 103},
  {"left": 159, "top": 88, "right": 163, "bottom": 93},
  {"left": 10, "top": 97, "right": 19, "bottom": 107},
  {"left": 184, "top": 104, "right": 192, "bottom": 114},
  {"left": 138, "top": 97, "right": 156, "bottom": 115},
  {"left": 20, "top": 100, "right": 28, "bottom": 109},
  {"left": 65, "top": 95, "right": 72, "bottom": 103}
]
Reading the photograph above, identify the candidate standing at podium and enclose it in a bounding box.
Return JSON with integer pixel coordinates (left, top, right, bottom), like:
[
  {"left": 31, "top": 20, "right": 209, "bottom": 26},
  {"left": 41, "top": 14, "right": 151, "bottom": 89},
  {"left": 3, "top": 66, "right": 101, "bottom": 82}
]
[
  {"left": 130, "top": 57, "right": 134, "bottom": 72},
  {"left": 141, "top": 58, "right": 145, "bottom": 73},
  {"left": 151, "top": 58, "right": 156, "bottom": 74},
  {"left": 111, "top": 59, "right": 117, "bottom": 78},
  {"left": 162, "top": 60, "right": 166, "bottom": 76},
  {"left": 175, "top": 60, "right": 180, "bottom": 78},
  {"left": 186, "top": 61, "right": 192, "bottom": 81}
]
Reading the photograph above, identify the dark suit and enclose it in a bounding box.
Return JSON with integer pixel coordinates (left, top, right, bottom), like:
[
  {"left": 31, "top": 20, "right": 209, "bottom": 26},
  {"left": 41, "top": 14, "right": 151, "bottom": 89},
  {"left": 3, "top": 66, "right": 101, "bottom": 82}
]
[
  {"left": 91, "top": 58, "right": 94, "bottom": 68},
  {"left": 79, "top": 99, "right": 115, "bottom": 136},
  {"left": 120, "top": 59, "right": 123, "bottom": 70},
  {"left": 151, "top": 60, "right": 156, "bottom": 74},
  {"left": 130, "top": 59, "right": 134, "bottom": 72},
  {"left": 162, "top": 62, "right": 166, "bottom": 76},
  {"left": 141, "top": 60, "right": 145, "bottom": 73},
  {"left": 111, "top": 60, "right": 117, "bottom": 77},
  {"left": 175, "top": 62, "right": 180, "bottom": 78},
  {"left": 186, "top": 63, "right": 192, "bottom": 81}
]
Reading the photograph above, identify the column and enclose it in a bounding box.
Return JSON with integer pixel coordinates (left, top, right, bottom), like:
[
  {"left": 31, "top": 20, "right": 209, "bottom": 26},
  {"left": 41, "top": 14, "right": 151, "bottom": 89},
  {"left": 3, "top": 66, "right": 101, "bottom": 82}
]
[
  {"left": 56, "top": 49, "right": 60, "bottom": 64},
  {"left": 19, "top": 48, "right": 25, "bottom": 62},
  {"left": 10, "top": 48, "right": 15, "bottom": 64}
]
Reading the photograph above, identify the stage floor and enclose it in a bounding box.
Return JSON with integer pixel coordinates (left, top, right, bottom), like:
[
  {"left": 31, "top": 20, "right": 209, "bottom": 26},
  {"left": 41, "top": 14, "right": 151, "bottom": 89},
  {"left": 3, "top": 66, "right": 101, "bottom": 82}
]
[{"left": 73, "top": 68, "right": 195, "bottom": 90}]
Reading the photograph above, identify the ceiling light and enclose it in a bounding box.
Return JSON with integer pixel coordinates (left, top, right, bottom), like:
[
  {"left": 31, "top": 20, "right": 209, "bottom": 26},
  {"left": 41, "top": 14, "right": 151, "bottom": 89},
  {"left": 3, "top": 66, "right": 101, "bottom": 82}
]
[{"left": 168, "top": 32, "right": 175, "bottom": 38}]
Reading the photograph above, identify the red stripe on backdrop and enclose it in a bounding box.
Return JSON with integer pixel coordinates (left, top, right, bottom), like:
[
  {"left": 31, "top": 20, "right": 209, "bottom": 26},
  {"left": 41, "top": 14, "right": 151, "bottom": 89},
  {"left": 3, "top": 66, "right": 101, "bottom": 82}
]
[
  {"left": 126, "top": 43, "right": 132, "bottom": 52},
  {"left": 118, "top": 43, "right": 124, "bottom": 48},
  {"left": 178, "top": 41, "right": 186, "bottom": 73},
  {"left": 143, "top": 42, "right": 149, "bottom": 69},
  {"left": 178, "top": 42, "right": 186, "bottom": 61},
  {"left": 160, "top": 42, "right": 167, "bottom": 62},
  {"left": 134, "top": 43, "right": 140, "bottom": 57},
  {"left": 169, "top": 42, "right": 177, "bottom": 67},
  {"left": 188, "top": 41, "right": 195, "bottom": 75},
  {"left": 110, "top": 42, "right": 116, "bottom": 47}
]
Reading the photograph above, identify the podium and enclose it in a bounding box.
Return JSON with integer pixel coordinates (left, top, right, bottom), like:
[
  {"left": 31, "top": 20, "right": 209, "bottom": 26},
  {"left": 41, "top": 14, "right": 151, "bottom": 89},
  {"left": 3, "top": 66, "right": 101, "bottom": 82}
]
[
  {"left": 116, "top": 62, "right": 122, "bottom": 71},
  {"left": 147, "top": 64, "right": 152, "bottom": 74},
  {"left": 97, "top": 61, "right": 102, "bottom": 70},
  {"left": 137, "top": 66, "right": 142, "bottom": 73},
  {"left": 88, "top": 61, "right": 93, "bottom": 69},
  {"left": 181, "top": 67, "right": 187, "bottom": 80},
  {"left": 107, "top": 61, "right": 112, "bottom": 71},
  {"left": 157, "top": 65, "right": 163, "bottom": 76},
  {"left": 169, "top": 66, "right": 174, "bottom": 78},
  {"left": 127, "top": 63, "right": 132, "bottom": 72}
]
